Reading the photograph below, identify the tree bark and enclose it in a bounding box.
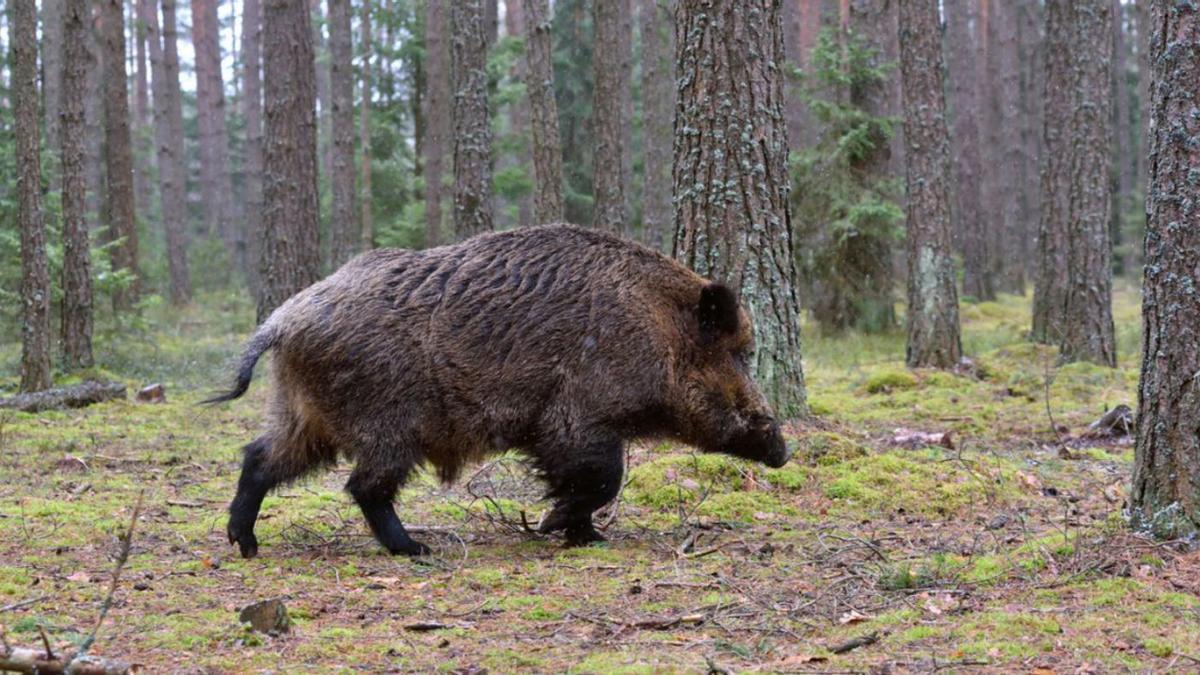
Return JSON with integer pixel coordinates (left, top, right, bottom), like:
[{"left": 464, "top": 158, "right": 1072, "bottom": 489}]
[
  {"left": 450, "top": 0, "right": 495, "bottom": 239},
  {"left": 133, "top": 0, "right": 153, "bottom": 216},
  {"left": 983, "top": 0, "right": 1025, "bottom": 295},
  {"left": 522, "top": 0, "right": 564, "bottom": 226},
  {"left": 1135, "top": 0, "right": 1150, "bottom": 204},
  {"left": 1017, "top": 0, "right": 1042, "bottom": 288},
  {"left": 42, "top": 0, "right": 65, "bottom": 171},
  {"left": 359, "top": 0, "right": 373, "bottom": 250},
  {"left": 945, "top": 0, "right": 990, "bottom": 302},
  {"left": 148, "top": 0, "right": 193, "bottom": 304},
  {"left": 1060, "top": 0, "right": 1116, "bottom": 367},
  {"left": 898, "top": 0, "right": 962, "bottom": 370},
  {"left": 1032, "top": 0, "right": 1072, "bottom": 344},
  {"left": 1131, "top": 0, "right": 1200, "bottom": 539},
  {"left": 1110, "top": 0, "right": 1134, "bottom": 275},
  {"left": 12, "top": 0, "right": 52, "bottom": 392},
  {"left": 313, "top": 0, "right": 333, "bottom": 207},
  {"left": 191, "top": 0, "right": 239, "bottom": 270},
  {"left": 423, "top": 0, "right": 450, "bottom": 246},
  {"left": 640, "top": 0, "right": 673, "bottom": 249},
  {"left": 591, "top": 0, "right": 628, "bottom": 233},
  {"left": 60, "top": 0, "right": 95, "bottom": 369},
  {"left": 327, "top": 0, "right": 356, "bottom": 267},
  {"left": 504, "top": 0, "right": 534, "bottom": 228},
  {"left": 100, "top": 0, "right": 140, "bottom": 311},
  {"left": 258, "top": 0, "right": 322, "bottom": 321},
  {"left": 242, "top": 0, "right": 265, "bottom": 293},
  {"left": 672, "top": 0, "right": 808, "bottom": 419},
  {"left": 84, "top": 4, "right": 105, "bottom": 238}
]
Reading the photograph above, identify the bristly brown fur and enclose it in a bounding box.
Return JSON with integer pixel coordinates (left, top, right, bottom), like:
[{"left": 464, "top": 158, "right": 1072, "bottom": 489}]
[{"left": 218, "top": 224, "right": 790, "bottom": 557}]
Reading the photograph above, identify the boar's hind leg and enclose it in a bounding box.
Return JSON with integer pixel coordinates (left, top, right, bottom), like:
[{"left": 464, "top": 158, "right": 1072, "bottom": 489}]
[
  {"left": 228, "top": 435, "right": 316, "bottom": 559},
  {"left": 345, "top": 464, "right": 431, "bottom": 556},
  {"left": 537, "top": 437, "right": 624, "bottom": 546}
]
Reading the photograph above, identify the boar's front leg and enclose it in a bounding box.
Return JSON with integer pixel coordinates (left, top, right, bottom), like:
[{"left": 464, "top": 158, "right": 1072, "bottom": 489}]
[
  {"left": 345, "top": 462, "right": 431, "bottom": 556},
  {"left": 536, "top": 436, "right": 624, "bottom": 546}
]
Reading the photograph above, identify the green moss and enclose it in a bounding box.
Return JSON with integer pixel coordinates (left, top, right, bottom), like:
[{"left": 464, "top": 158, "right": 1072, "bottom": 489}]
[
  {"left": 795, "top": 431, "right": 868, "bottom": 466},
  {"left": 1144, "top": 638, "right": 1173, "bottom": 658},
  {"left": 864, "top": 368, "right": 919, "bottom": 394}
]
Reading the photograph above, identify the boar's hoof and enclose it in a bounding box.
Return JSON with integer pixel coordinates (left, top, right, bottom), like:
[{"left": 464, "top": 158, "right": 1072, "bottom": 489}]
[
  {"left": 562, "top": 523, "right": 606, "bottom": 548},
  {"left": 384, "top": 537, "right": 431, "bottom": 557},
  {"left": 229, "top": 529, "right": 259, "bottom": 559}
]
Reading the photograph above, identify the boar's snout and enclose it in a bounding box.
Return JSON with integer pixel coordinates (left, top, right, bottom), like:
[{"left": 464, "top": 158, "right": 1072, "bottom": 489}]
[
  {"left": 722, "top": 414, "right": 791, "bottom": 468},
  {"left": 758, "top": 417, "right": 791, "bottom": 468}
]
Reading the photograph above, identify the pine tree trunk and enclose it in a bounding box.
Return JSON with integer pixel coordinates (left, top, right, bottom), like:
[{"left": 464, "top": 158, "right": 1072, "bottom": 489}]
[
  {"left": 327, "top": 0, "right": 356, "bottom": 267},
  {"left": 359, "top": 0, "right": 373, "bottom": 250},
  {"left": 60, "top": 0, "right": 95, "bottom": 369},
  {"left": 242, "top": 0, "right": 265, "bottom": 293},
  {"left": 258, "top": 0, "right": 322, "bottom": 321},
  {"left": 945, "top": 0, "right": 989, "bottom": 302},
  {"left": 133, "top": 0, "right": 153, "bottom": 217},
  {"left": 640, "top": 0, "right": 673, "bottom": 250},
  {"left": 673, "top": 0, "right": 807, "bottom": 419},
  {"left": 504, "top": 0, "right": 533, "bottom": 228},
  {"left": 591, "top": 0, "right": 628, "bottom": 232},
  {"left": 898, "top": 0, "right": 962, "bottom": 370},
  {"left": 987, "top": 0, "right": 1025, "bottom": 295},
  {"left": 13, "top": 0, "right": 52, "bottom": 392},
  {"left": 42, "top": 0, "right": 65, "bottom": 173},
  {"left": 1017, "top": 0, "right": 1042, "bottom": 288},
  {"left": 1032, "top": 0, "right": 1072, "bottom": 344},
  {"left": 522, "top": 0, "right": 564, "bottom": 226},
  {"left": 450, "top": 0, "right": 495, "bottom": 240},
  {"left": 423, "top": 0, "right": 450, "bottom": 246},
  {"left": 100, "top": 0, "right": 140, "bottom": 311},
  {"left": 1060, "top": 0, "right": 1116, "bottom": 367},
  {"left": 191, "top": 0, "right": 240, "bottom": 269},
  {"left": 618, "top": 0, "right": 635, "bottom": 231},
  {"left": 1111, "top": 0, "right": 1134, "bottom": 276},
  {"left": 1135, "top": 0, "right": 1150, "bottom": 202},
  {"left": 148, "top": 0, "right": 193, "bottom": 305},
  {"left": 1131, "top": 0, "right": 1200, "bottom": 539},
  {"left": 84, "top": 11, "right": 105, "bottom": 237},
  {"left": 313, "top": 0, "right": 333, "bottom": 209}
]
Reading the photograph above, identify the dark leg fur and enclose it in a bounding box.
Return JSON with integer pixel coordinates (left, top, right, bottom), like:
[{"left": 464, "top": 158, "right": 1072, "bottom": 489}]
[
  {"left": 228, "top": 436, "right": 313, "bottom": 559},
  {"left": 345, "top": 463, "right": 430, "bottom": 556},
  {"left": 537, "top": 437, "right": 624, "bottom": 546}
]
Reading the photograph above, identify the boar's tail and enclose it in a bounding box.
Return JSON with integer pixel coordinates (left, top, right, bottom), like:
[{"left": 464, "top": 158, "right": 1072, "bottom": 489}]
[{"left": 202, "top": 325, "right": 281, "bottom": 404}]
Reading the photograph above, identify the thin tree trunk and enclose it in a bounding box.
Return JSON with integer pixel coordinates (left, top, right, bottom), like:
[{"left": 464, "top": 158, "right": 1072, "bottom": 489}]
[
  {"left": 673, "top": 0, "right": 807, "bottom": 419},
  {"left": 60, "top": 0, "right": 95, "bottom": 369},
  {"left": 359, "top": 0, "right": 373, "bottom": 250},
  {"left": 42, "top": 0, "right": 65, "bottom": 173},
  {"left": 423, "top": 0, "right": 450, "bottom": 246},
  {"left": 327, "top": 0, "right": 356, "bottom": 267},
  {"left": 640, "top": 0, "right": 673, "bottom": 249},
  {"left": 987, "top": 0, "right": 1024, "bottom": 295},
  {"left": 242, "top": 0, "right": 265, "bottom": 293},
  {"left": 1131, "top": 0, "right": 1200, "bottom": 539},
  {"left": 1060, "top": 0, "right": 1116, "bottom": 367},
  {"left": 618, "top": 0, "right": 635, "bottom": 231},
  {"left": 1018, "top": 0, "right": 1042, "bottom": 287},
  {"left": 258, "top": 0, "right": 322, "bottom": 321},
  {"left": 522, "top": 0, "right": 564, "bottom": 226},
  {"left": 899, "top": 0, "right": 962, "bottom": 370},
  {"left": 1135, "top": 0, "right": 1150, "bottom": 203},
  {"left": 133, "top": 0, "right": 153, "bottom": 216},
  {"left": 100, "top": 0, "right": 140, "bottom": 311},
  {"left": 945, "top": 0, "right": 990, "bottom": 302},
  {"left": 313, "top": 0, "right": 333, "bottom": 209},
  {"left": 591, "top": 0, "right": 627, "bottom": 232},
  {"left": 191, "top": 0, "right": 239, "bottom": 269},
  {"left": 450, "top": 0, "right": 494, "bottom": 239},
  {"left": 149, "top": 0, "right": 193, "bottom": 304},
  {"left": 1032, "top": 0, "right": 1072, "bottom": 344},
  {"left": 13, "top": 0, "right": 52, "bottom": 392},
  {"left": 504, "top": 0, "right": 533, "bottom": 228},
  {"left": 84, "top": 5, "right": 105, "bottom": 238},
  {"left": 1111, "top": 0, "right": 1133, "bottom": 276}
]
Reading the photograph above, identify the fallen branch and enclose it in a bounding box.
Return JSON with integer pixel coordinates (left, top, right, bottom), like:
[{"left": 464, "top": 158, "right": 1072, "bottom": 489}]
[
  {"left": 0, "top": 381, "right": 126, "bottom": 413},
  {"left": 0, "top": 645, "right": 131, "bottom": 674},
  {"left": 0, "top": 596, "right": 45, "bottom": 613},
  {"left": 830, "top": 631, "right": 879, "bottom": 655}
]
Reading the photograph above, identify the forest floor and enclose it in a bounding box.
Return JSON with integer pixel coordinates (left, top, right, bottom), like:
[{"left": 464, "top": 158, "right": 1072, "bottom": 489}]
[{"left": 2, "top": 285, "right": 1199, "bottom": 673}]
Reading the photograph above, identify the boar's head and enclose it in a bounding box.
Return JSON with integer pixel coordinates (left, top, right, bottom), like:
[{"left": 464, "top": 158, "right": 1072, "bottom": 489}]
[{"left": 677, "top": 283, "right": 792, "bottom": 468}]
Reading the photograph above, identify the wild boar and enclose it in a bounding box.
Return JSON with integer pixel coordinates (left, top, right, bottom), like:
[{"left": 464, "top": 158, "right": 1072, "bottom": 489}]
[{"left": 208, "top": 224, "right": 791, "bottom": 558}]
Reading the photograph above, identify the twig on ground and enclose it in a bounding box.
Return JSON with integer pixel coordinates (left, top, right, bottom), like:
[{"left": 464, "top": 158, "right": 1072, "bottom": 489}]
[
  {"left": 78, "top": 489, "right": 144, "bottom": 658},
  {"left": 829, "top": 631, "right": 878, "bottom": 654},
  {"left": 0, "top": 596, "right": 45, "bottom": 613}
]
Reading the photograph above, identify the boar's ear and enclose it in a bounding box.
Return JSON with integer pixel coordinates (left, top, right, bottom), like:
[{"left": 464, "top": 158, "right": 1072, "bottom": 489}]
[{"left": 697, "top": 283, "right": 740, "bottom": 345}]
